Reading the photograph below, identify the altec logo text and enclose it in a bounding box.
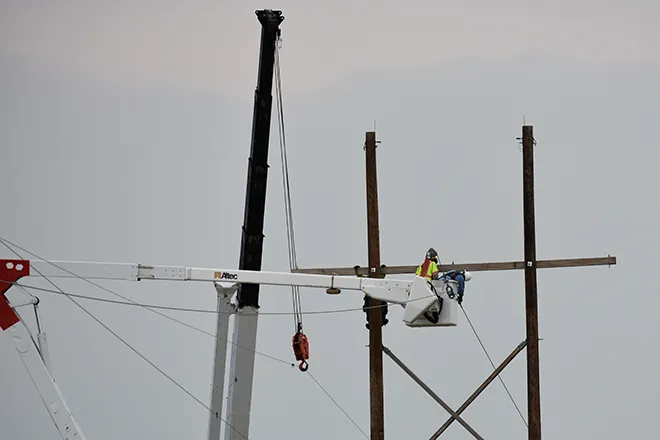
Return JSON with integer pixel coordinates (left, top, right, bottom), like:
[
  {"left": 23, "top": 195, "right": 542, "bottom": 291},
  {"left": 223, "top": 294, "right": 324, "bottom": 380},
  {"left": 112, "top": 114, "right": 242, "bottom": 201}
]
[{"left": 214, "top": 272, "right": 238, "bottom": 280}]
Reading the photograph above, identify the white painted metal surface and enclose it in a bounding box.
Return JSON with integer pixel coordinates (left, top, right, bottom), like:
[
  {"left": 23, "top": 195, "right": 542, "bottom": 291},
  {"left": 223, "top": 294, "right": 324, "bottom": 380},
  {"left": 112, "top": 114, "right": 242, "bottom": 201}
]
[
  {"left": 14, "top": 259, "right": 472, "bottom": 440},
  {"left": 37, "top": 332, "right": 54, "bottom": 374},
  {"left": 224, "top": 306, "right": 259, "bottom": 440},
  {"left": 28, "top": 260, "right": 470, "bottom": 327},
  {"left": 28, "top": 260, "right": 414, "bottom": 304},
  {"left": 4, "top": 309, "right": 87, "bottom": 439},
  {"left": 29, "top": 260, "right": 139, "bottom": 281},
  {"left": 403, "top": 277, "right": 460, "bottom": 327},
  {"left": 208, "top": 283, "right": 237, "bottom": 440}
]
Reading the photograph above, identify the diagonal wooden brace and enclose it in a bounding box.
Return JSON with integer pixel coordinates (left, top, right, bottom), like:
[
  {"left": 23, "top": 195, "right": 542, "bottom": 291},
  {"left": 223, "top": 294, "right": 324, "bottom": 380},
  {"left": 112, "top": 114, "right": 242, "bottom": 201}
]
[
  {"left": 292, "top": 256, "right": 616, "bottom": 276},
  {"left": 382, "top": 346, "right": 485, "bottom": 440},
  {"left": 429, "top": 339, "right": 528, "bottom": 439}
]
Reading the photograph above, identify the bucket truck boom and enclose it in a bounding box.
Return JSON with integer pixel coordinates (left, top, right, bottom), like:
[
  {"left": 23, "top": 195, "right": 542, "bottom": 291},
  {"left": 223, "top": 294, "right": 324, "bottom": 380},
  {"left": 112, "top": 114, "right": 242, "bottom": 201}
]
[
  {"left": 19, "top": 259, "right": 471, "bottom": 326},
  {"left": 1, "top": 258, "right": 471, "bottom": 439}
]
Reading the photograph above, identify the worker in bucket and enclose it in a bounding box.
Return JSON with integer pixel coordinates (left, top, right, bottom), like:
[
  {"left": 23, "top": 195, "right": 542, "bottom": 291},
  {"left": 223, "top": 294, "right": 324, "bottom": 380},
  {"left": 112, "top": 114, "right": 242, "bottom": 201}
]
[
  {"left": 416, "top": 248, "right": 472, "bottom": 305},
  {"left": 415, "top": 248, "right": 442, "bottom": 323},
  {"left": 416, "top": 248, "right": 441, "bottom": 280}
]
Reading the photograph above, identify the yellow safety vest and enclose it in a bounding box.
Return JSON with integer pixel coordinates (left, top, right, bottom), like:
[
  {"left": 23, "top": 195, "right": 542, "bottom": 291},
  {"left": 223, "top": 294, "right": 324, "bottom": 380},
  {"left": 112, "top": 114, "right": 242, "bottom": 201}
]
[{"left": 416, "top": 259, "right": 439, "bottom": 280}]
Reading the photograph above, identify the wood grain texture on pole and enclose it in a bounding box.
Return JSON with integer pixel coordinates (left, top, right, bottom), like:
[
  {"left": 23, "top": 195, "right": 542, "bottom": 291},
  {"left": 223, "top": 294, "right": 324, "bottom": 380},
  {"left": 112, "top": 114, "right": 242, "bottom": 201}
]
[
  {"left": 522, "top": 125, "right": 541, "bottom": 440},
  {"left": 365, "top": 131, "right": 385, "bottom": 440}
]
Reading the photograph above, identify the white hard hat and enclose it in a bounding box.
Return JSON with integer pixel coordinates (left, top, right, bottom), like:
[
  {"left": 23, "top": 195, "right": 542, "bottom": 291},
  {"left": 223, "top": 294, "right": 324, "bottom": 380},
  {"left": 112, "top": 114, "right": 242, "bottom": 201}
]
[{"left": 463, "top": 271, "right": 472, "bottom": 281}]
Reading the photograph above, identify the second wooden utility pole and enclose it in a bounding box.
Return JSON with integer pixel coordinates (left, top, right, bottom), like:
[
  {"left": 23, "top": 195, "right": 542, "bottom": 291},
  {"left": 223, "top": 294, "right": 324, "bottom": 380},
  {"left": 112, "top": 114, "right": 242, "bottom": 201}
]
[
  {"left": 522, "top": 125, "right": 541, "bottom": 439},
  {"left": 365, "top": 131, "right": 385, "bottom": 440}
]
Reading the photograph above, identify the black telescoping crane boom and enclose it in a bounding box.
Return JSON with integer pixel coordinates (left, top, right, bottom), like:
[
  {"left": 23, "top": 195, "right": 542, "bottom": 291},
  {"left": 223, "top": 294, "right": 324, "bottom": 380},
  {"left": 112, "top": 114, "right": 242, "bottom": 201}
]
[{"left": 236, "top": 10, "right": 285, "bottom": 309}]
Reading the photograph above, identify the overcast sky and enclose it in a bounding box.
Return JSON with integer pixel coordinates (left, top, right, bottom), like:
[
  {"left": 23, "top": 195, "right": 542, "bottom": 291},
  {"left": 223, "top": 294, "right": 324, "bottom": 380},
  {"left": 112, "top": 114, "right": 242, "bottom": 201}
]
[{"left": 1, "top": 1, "right": 659, "bottom": 439}]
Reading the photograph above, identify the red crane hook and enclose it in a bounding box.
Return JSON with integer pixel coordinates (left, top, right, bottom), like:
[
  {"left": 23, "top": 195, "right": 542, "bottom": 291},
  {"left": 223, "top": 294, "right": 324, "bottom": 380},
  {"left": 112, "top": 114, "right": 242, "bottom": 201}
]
[{"left": 292, "top": 328, "right": 310, "bottom": 372}]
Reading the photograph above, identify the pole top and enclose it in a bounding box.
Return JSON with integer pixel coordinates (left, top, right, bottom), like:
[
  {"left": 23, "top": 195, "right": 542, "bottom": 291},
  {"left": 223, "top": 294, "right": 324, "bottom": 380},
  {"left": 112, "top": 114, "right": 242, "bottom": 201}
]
[{"left": 364, "top": 131, "right": 378, "bottom": 150}]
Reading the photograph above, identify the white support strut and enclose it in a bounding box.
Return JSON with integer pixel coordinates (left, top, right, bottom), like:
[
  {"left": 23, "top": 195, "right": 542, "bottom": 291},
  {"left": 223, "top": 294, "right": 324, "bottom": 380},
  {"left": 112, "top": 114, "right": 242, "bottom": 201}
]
[
  {"left": 5, "top": 315, "right": 87, "bottom": 439},
  {"left": 0, "top": 259, "right": 87, "bottom": 439},
  {"left": 208, "top": 283, "right": 237, "bottom": 440},
  {"left": 224, "top": 306, "right": 258, "bottom": 440}
]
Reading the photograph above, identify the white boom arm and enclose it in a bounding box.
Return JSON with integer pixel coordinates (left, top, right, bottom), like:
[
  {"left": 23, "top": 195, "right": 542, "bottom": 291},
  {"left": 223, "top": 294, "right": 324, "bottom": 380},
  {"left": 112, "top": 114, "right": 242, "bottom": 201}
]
[
  {"left": 25, "top": 259, "right": 471, "bottom": 327},
  {"left": 2, "top": 259, "right": 470, "bottom": 440},
  {"left": 26, "top": 260, "right": 417, "bottom": 304}
]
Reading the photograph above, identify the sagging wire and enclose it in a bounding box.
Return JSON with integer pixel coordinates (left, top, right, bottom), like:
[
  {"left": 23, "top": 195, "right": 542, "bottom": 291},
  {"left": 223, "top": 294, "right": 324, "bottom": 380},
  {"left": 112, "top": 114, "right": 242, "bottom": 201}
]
[
  {"left": 307, "top": 371, "right": 369, "bottom": 439},
  {"left": 0, "top": 239, "right": 256, "bottom": 439},
  {"left": 17, "top": 349, "right": 67, "bottom": 440},
  {"left": 2, "top": 280, "right": 432, "bottom": 317},
  {"left": 272, "top": 38, "right": 366, "bottom": 440},
  {"left": 460, "top": 303, "right": 528, "bottom": 428},
  {"left": 8, "top": 278, "right": 371, "bottom": 440},
  {"left": 0, "top": 238, "right": 295, "bottom": 368},
  {"left": 1, "top": 238, "right": 390, "bottom": 440},
  {"left": 274, "top": 35, "right": 309, "bottom": 373}
]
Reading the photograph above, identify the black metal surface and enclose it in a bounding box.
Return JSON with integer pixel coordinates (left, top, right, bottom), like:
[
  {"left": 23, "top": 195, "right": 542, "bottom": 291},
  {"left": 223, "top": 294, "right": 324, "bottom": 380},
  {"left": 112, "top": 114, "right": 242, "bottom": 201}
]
[{"left": 236, "top": 10, "right": 284, "bottom": 309}]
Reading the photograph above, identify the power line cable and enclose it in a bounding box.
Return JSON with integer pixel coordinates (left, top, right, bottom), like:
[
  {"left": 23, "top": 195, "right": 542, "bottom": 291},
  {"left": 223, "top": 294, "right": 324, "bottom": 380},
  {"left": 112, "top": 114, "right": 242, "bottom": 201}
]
[
  {"left": 1, "top": 239, "right": 374, "bottom": 437},
  {"left": 266, "top": 39, "right": 369, "bottom": 439},
  {"left": 0, "top": 238, "right": 432, "bottom": 317},
  {"left": 16, "top": 353, "right": 66, "bottom": 440},
  {"left": 460, "top": 304, "right": 528, "bottom": 428},
  {"left": 0, "top": 240, "right": 249, "bottom": 439},
  {"left": 306, "top": 371, "right": 369, "bottom": 439},
  {"left": 0, "top": 238, "right": 297, "bottom": 366},
  {"left": 7, "top": 280, "right": 296, "bottom": 367},
  {"left": 9, "top": 280, "right": 373, "bottom": 439},
  {"left": 0, "top": 236, "right": 436, "bottom": 376},
  {"left": 2, "top": 280, "right": 429, "bottom": 316}
]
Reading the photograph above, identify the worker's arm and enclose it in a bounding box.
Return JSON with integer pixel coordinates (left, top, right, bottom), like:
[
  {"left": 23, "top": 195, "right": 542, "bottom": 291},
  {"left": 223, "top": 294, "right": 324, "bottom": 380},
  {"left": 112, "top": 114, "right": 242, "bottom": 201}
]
[{"left": 431, "top": 262, "right": 440, "bottom": 279}]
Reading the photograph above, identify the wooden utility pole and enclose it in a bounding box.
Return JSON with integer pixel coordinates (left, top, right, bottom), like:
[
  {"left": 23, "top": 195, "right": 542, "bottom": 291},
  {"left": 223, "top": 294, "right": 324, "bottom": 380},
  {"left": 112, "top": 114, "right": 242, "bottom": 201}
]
[
  {"left": 522, "top": 125, "right": 541, "bottom": 439},
  {"left": 365, "top": 131, "right": 385, "bottom": 440},
  {"left": 293, "top": 124, "right": 616, "bottom": 439}
]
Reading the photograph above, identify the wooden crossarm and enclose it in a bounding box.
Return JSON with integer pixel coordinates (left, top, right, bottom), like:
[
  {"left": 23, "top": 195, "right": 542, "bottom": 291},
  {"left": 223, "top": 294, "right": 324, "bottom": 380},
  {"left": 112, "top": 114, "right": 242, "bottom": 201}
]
[{"left": 292, "top": 256, "right": 616, "bottom": 276}]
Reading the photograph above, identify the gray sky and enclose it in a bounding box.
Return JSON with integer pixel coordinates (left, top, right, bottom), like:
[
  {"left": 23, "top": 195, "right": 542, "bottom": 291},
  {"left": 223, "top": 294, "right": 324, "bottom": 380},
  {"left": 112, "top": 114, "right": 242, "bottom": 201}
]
[{"left": 1, "top": 1, "right": 658, "bottom": 439}]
